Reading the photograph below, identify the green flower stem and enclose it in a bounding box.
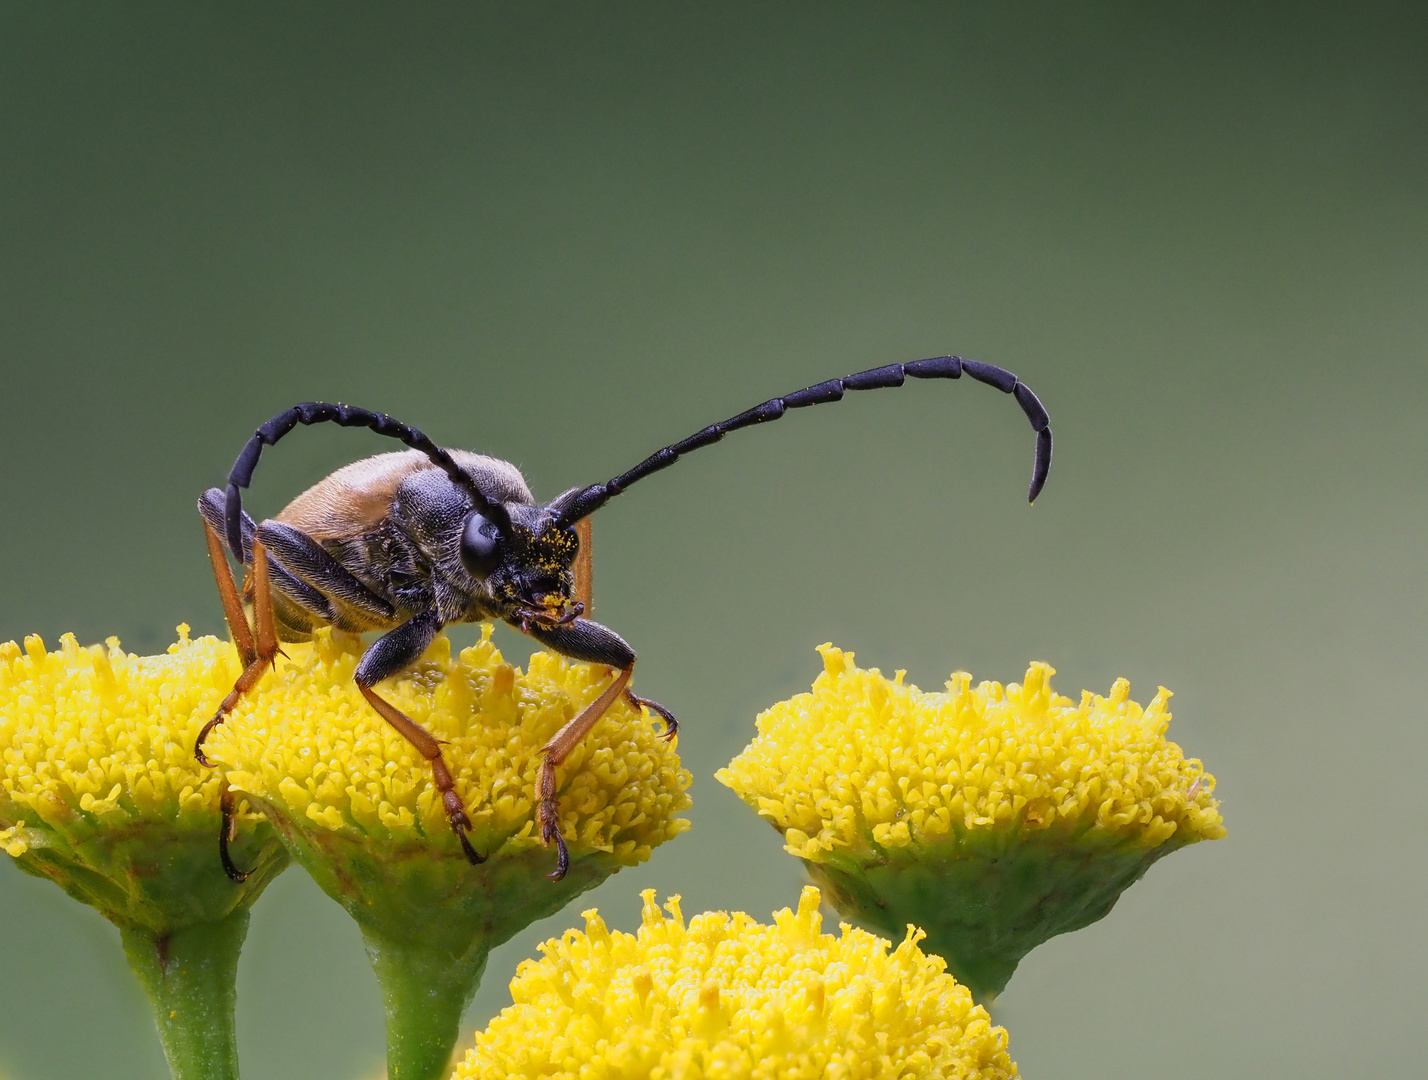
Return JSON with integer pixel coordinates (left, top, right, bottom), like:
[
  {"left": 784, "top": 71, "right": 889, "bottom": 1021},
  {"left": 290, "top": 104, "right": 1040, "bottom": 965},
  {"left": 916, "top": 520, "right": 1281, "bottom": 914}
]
[
  {"left": 362, "top": 925, "right": 490, "bottom": 1080},
  {"left": 119, "top": 911, "right": 250, "bottom": 1080}
]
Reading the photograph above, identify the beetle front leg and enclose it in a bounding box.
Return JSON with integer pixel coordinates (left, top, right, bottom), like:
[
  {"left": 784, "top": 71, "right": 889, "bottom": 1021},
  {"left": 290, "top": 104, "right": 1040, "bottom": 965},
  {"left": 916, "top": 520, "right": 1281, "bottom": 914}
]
[
  {"left": 626, "top": 689, "right": 678, "bottom": 740},
  {"left": 355, "top": 610, "right": 485, "bottom": 866},
  {"left": 535, "top": 667, "right": 631, "bottom": 879},
  {"left": 519, "top": 617, "right": 679, "bottom": 878}
]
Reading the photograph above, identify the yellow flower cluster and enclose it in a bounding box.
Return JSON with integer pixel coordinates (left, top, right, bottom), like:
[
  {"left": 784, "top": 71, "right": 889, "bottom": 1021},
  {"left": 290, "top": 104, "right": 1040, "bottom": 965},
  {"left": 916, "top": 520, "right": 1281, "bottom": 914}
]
[
  {"left": 456, "top": 886, "right": 1017, "bottom": 1080},
  {"left": 206, "top": 626, "right": 690, "bottom": 864},
  {"left": 0, "top": 627, "right": 232, "bottom": 834},
  {"left": 719, "top": 646, "right": 1224, "bottom": 862}
]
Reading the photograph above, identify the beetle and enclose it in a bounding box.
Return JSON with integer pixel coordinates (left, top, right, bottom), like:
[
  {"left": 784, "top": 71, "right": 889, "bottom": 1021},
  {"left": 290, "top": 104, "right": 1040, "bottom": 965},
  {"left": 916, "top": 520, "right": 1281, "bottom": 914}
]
[{"left": 194, "top": 354, "right": 1052, "bottom": 882}]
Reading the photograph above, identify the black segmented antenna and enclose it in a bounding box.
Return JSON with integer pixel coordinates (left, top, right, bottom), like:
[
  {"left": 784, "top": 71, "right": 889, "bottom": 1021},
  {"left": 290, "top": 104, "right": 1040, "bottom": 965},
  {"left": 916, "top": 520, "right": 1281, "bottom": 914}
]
[
  {"left": 548, "top": 355, "right": 1052, "bottom": 527},
  {"left": 222, "top": 402, "right": 509, "bottom": 561}
]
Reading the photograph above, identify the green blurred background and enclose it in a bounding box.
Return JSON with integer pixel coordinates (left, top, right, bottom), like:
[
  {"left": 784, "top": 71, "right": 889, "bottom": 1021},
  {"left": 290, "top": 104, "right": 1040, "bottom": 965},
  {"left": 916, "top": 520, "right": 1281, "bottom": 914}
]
[{"left": 1, "top": 3, "right": 1424, "bottom": 1077}]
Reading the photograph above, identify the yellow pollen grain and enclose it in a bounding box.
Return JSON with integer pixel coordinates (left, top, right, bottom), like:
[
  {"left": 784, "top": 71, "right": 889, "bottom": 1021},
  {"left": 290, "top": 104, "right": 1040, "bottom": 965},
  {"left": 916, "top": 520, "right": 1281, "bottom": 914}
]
[
  {"left": 205, "top": 626, "right": 690, "bottom": 860},
  {"left": 717, "top": 646, "right": 1225, "bottom": 862},
  {"left": 455, "top": 885, "right": 1018, "bottom": 1079}
]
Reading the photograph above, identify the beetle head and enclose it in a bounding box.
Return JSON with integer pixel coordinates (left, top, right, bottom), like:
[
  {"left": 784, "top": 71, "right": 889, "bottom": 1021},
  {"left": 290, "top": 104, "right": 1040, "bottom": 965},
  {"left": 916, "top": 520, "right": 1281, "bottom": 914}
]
[{"left": 460, "top": 502, "right": 581, "bottom": 627}]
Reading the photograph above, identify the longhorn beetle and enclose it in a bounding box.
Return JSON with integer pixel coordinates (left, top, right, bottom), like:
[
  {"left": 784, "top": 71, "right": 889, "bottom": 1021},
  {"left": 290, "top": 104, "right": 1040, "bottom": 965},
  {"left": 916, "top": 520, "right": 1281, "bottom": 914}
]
[{"left": 194, "top": 355, "right": 1052, "bottom": 882}]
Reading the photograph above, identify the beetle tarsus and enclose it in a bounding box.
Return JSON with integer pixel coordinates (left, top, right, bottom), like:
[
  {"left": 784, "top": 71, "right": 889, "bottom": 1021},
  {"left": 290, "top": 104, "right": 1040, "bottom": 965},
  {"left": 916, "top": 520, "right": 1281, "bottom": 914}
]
[
  {"left": 456, "top": 826, "right": 486, "bottom": 865},
  {"left": 544, "top": 818, "right": 570, "bottom": 881},
  {"left": 626, "top": 688, "right": 678, "bottom": 740},
  {"left": 193, "top": 722, "right": 218, "bottom": 767},
  {"left": 219, "top": 785, "right": 252, "bottom": 884}
]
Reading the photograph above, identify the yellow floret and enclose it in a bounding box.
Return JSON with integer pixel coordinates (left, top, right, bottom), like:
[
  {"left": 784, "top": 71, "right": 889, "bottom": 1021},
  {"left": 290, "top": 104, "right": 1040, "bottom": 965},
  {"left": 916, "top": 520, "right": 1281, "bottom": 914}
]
[
  {"left": 205, "top": 625, "right": 690, "bottom": 863},
  {"left": 718, "top": 646, "right": 1224, "bottom": 861},
  {"left": 456, "top": 885, "right": 1018, "bottom": 1080}
]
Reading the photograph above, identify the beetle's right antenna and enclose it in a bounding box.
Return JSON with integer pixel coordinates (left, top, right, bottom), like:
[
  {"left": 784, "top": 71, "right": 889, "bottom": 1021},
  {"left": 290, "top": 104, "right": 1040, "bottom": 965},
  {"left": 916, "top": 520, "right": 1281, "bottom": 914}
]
[
  {"left": 221, "top": 402, "right": 510, "bottom": 561},
  {"left": 548, "top": 356, "right": 1053, "bottom": 527}
]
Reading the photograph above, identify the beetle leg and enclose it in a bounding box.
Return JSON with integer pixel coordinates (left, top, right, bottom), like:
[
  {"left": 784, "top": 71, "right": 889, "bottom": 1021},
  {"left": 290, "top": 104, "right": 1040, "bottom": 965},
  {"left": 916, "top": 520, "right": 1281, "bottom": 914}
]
[
  {"left": 354, "top": 610, "right": 484, "bottom": 864},
  {"left": 573, "top": 516, "right": 593, "bottom": 616},
  {"left": 195, "top": 539, "right": 281, "bottom": 768},
  {"left": 197, "top": 534, "right": 281, "bottom": 884},
  {"left": 517, "top": 616, "right": 679, "bottom": 879},
  {"left": 251, "top": 537, "right": 279, "bottom": 663},
  {"left": 358, "top": 684, "right": 484, "bottom": 865},
  {"left": 535, "top": 666, "right": 632, "bottom": 880},
  {"left": 516, "top": 617, "right": 676, "bottom": 880},
  {"left": 218, "top": 781, "right": 250, "bottom": 883},
  {"left": 625, "top": 689, "right": 678, "bottom": 740},
  {"left": 202, "top": 517, "right": 256, "bottom": 667}
]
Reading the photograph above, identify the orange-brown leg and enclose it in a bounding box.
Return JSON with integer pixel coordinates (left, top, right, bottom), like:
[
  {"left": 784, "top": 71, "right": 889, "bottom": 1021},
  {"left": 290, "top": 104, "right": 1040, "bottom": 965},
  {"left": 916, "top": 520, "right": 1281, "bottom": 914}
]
[
  {"left": 358, "top": 684, "right": 485, "bottom": 865},
  {"left": 195, "top": 536, "right": 280, "bottom": 767},
  {"left": 536, "top": 665, "right": 632, "bottom": 880},
  {"left": 204, "top": 520, "right": 256, "bottom": 666},
  {"left": 573, "top": 516, "right": 593, "bottom": 617},
  {"left": 198, "top": 527, "right": 282, "bottom": 882}
]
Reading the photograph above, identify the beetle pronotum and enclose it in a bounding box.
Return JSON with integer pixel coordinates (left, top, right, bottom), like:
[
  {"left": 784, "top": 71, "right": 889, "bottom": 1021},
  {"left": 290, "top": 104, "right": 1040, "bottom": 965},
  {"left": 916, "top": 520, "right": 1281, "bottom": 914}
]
[{"left": 195, "top": 355, "right": 1052, "bottom": 881}]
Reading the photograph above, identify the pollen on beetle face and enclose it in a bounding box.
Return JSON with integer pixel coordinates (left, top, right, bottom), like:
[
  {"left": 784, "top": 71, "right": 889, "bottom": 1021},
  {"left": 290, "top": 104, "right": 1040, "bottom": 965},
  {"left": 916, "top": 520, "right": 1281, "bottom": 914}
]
[
  {"left": 717, "top": 646, "right": 1225, "bottom": 1000},
  {"left": 453, "top": 885, "right": 1019, "bottom": 1080}
]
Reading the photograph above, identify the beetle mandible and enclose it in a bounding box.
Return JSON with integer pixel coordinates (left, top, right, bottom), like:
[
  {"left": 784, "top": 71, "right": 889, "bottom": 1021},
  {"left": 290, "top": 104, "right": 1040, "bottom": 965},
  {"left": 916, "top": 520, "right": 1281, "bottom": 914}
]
[{"left": 194, "top": 355, "right": 1053, "bottom": 882}]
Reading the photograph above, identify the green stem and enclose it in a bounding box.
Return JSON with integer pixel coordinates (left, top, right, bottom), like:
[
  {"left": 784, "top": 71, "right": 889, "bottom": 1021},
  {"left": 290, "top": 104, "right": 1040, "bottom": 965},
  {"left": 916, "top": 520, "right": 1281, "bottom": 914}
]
[
  {"left": 361, "top": 924, "right": 491, "bottom": 1080},
  {"left": 119, "top": 911, "right": 249, "bottom": 1080}
]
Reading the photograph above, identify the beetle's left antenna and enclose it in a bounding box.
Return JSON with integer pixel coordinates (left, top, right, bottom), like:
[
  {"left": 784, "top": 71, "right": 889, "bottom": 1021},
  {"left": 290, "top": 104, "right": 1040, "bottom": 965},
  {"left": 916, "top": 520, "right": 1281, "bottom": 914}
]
[
  {"left": 222, "top": 402, "right": 509, "bottom": 561},
  {"left": 548, "top": 355, "right": 1053, "bottom": 528}
]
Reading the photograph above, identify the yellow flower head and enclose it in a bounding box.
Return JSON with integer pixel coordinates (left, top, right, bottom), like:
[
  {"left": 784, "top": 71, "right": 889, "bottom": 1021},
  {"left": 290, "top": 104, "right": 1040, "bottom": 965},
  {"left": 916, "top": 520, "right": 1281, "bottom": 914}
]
[
  {"left": 456, "top": 885, "right": 1018, "bottom": 1080},
  {"left": 0, "top": 627, "right": 287, "bottom": 932},
  {"left": 717, "top": 647, "right": 1225, "bottom": 1001},
  {"left": 719, "top": 646, "right": 1223, "bottom": 859}
]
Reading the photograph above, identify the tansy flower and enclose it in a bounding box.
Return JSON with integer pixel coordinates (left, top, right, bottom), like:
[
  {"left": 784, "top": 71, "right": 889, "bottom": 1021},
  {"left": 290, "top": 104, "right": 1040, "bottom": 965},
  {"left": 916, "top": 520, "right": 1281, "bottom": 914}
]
[
  {"left": 0, "top": 628, "right": 290, "bottom": 1080},
  {"left": 454, "top": 885, "right": 1018, "bottom": 1079},
  {"left": 203, "top": 624, "right": 691, "bottom": 1080},
  {"left": 718, "top": 646, "right": 1225, "bottom": 1002}
]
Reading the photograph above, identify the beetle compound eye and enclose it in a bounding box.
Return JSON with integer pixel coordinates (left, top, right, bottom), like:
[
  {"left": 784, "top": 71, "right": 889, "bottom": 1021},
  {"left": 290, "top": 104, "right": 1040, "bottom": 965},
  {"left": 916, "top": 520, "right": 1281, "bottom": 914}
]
[{"left": 460, "top": 512, "right": 502, "bottom": 578}]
